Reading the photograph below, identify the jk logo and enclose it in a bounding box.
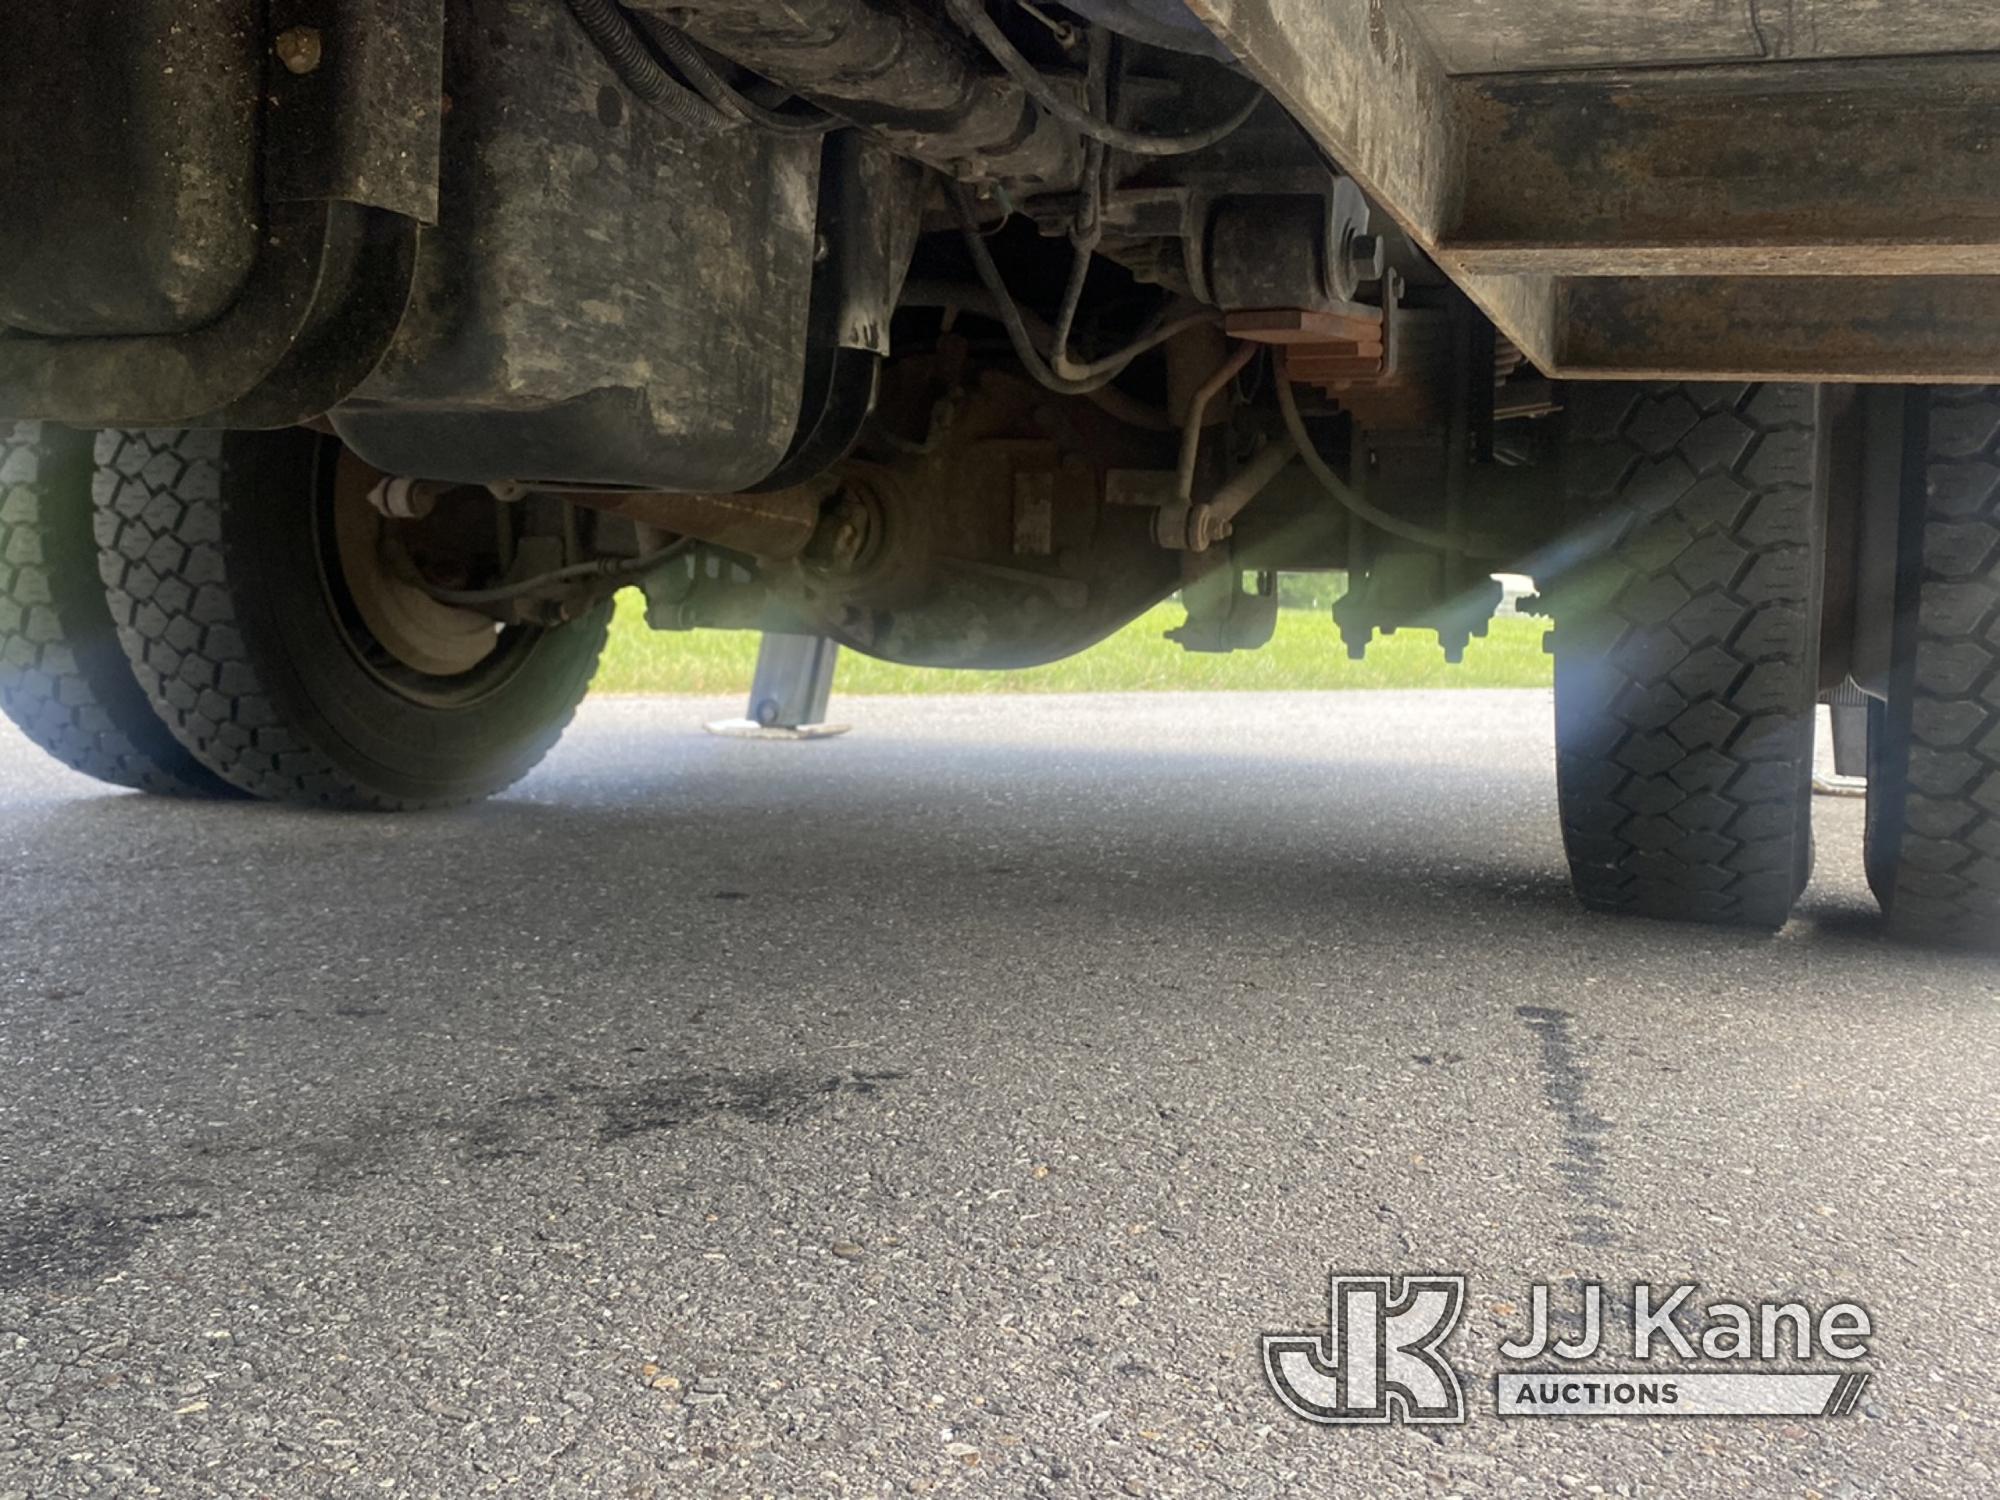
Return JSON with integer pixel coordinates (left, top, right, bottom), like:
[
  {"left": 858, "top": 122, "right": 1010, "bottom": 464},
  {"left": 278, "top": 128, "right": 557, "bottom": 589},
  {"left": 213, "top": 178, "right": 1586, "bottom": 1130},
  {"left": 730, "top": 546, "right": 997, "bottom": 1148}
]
[{"left": 1263, "top": 1273, "right": 1467, "bottom": 1425}]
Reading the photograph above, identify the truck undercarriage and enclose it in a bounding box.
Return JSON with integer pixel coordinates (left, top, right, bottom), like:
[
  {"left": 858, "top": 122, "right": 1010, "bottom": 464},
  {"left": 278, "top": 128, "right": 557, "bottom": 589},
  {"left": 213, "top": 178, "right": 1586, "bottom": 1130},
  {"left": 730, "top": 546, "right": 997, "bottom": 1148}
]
[{"left": 1, "top": 1, "right": 1995, "bottom": 946}]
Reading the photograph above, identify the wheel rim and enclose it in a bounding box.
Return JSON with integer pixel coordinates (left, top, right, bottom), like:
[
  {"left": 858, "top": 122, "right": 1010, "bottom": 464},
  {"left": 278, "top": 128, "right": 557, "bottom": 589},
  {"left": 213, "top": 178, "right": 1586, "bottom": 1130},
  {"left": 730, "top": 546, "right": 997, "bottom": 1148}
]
[{"left": 314, "top": 441, "right": 544, "bottom": 709}]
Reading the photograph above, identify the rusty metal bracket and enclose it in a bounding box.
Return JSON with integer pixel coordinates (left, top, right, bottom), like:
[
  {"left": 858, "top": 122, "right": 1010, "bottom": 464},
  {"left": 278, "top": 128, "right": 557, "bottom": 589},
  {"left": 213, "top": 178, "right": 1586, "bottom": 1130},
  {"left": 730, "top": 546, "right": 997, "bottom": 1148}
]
[
  {"left": 265, "top": 0, "right": 447, "bottom": 224},
  {"left": 1227, "top": 269, "right": 1402, "bottom": 402}
]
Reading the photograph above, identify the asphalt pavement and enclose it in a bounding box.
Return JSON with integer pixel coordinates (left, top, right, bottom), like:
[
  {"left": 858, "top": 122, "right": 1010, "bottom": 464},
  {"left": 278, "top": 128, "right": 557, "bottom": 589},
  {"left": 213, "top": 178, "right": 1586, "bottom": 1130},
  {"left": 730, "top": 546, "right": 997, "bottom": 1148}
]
[{"left": 1, "top": 690, "right": 1995, "bottom": 1499}]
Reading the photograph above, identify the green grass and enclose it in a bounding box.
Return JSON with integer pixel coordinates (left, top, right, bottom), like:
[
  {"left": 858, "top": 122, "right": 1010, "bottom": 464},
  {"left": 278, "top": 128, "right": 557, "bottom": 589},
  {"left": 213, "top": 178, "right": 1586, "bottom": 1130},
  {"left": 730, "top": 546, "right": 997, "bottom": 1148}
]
[{"left": 591, "top": 592, "right": 1553, "bottom": 696}]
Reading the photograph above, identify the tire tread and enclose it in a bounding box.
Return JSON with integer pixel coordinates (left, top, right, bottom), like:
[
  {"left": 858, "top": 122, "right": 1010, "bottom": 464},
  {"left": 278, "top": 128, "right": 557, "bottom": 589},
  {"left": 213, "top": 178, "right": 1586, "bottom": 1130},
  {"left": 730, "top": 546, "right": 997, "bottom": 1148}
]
[
  {"left": 1873, "top": 389, "right": 2000, "bottom": 945},
  {"left": 1550, "top": 383, "right": 1821, "bottom": 929},
  {"left": 0, "top": 421, "right": 231, "bottom": 796}
]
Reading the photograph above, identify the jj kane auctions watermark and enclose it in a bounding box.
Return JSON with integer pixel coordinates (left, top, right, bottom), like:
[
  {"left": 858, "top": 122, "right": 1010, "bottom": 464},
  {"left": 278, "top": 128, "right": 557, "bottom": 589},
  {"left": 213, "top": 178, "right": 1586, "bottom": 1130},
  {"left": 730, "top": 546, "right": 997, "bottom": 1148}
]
[{"left": 1263, "top": 1274, "right": 1874, "bottom": 1425}]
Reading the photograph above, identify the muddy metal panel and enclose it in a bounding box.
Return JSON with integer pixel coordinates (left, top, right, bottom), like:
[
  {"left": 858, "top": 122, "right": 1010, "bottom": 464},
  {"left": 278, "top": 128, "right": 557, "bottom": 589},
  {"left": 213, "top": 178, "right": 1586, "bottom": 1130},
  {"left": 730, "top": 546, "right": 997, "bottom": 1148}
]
[
  {"left": 332, "top": 0, "right": 821, "bottom": 491},
  {"left": 0, "top": 0, "right": 261, "bottom": 338},
  {"left": 264, "top": 0, "right": 447, "bottom": 224}
]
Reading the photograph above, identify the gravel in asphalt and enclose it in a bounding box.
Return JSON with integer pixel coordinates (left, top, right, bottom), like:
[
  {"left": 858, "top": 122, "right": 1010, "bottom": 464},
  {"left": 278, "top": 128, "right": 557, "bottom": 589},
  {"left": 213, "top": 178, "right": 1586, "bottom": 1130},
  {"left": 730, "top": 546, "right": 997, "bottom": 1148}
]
[{"left": 0, "top": 690, "right": 1995, "bottom": 1498}]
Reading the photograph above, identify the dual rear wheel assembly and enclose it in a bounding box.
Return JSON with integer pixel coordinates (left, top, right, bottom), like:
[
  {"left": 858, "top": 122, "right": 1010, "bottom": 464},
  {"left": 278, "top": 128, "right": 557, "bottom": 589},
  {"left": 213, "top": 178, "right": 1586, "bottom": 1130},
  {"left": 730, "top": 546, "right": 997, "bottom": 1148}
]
[
  {"left": 1549, "top": 383, "right": 1999, "bottom": 947},
  {"left": 0, "top": 423, "right": 607, "bottom": 810}
]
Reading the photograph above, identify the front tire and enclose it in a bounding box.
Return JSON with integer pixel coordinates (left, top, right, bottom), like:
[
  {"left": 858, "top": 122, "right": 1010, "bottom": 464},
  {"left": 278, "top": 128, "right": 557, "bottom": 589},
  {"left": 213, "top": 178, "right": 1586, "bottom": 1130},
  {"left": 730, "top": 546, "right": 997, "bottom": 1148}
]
[
  {"left": 95, "top": 428, "right": 609, "bottom": 810},
  {"left": 1550, "top": 383, "right": 1826, "bottom": 930}
]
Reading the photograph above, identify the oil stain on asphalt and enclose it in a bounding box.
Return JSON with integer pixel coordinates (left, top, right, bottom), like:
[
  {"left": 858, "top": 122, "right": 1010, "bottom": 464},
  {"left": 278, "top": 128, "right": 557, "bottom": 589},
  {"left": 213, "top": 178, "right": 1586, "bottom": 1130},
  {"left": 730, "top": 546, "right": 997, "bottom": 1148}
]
[{"left": 1516, "top": 1004, "right": 1619, "bottom": 1249}]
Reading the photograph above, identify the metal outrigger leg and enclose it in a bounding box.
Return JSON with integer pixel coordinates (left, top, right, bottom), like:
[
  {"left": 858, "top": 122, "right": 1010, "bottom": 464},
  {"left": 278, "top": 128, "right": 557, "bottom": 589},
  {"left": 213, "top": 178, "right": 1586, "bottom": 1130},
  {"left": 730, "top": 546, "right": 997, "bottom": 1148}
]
[
  {"left": 704, "top": 633, "right": 851, "bottom": 740},
  {"left": 1814, "top": 678, "right": 1869, "bottom": 798}
]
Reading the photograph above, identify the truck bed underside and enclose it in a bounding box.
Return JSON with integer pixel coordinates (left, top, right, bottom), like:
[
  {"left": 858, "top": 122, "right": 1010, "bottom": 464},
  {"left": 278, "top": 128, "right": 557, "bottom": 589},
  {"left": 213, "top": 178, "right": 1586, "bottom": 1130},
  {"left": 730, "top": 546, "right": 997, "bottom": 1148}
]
[{"left": 1193, "top": 0, "right": 2000, "bottom": 381}]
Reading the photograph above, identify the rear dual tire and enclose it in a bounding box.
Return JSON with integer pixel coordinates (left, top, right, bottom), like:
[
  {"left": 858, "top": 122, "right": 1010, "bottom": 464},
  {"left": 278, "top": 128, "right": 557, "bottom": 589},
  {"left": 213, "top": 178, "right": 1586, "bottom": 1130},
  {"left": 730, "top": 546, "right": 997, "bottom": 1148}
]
[
  {"left": 1550, "top": 383, "right": 1825, "bottom": 931},
  {"left": 1863, "top": 388, "right": 2000, "bottom": 949},
  {"left": 0, "top": 421, "right": 235, "bottom": 796}
]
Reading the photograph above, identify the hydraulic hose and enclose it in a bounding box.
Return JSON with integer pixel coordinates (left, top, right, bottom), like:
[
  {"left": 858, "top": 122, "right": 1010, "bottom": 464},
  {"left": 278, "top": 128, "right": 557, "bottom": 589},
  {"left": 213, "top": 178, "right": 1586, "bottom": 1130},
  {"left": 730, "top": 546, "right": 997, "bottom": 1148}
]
[
  {"left": 949, "top": 185, "right": 1220, "bottom": 396},
  {"left": 561, "top": 0, "right": 734, "bottom": 134},
  {"left": 631, "top": 14, "right": 844, "bottom": 136},
  {"left": 944, "top": 0, "right": 1262, "bottom": 157},
  {"left": 1275, "top": 363, "right": 1510, "bottom": 558}
]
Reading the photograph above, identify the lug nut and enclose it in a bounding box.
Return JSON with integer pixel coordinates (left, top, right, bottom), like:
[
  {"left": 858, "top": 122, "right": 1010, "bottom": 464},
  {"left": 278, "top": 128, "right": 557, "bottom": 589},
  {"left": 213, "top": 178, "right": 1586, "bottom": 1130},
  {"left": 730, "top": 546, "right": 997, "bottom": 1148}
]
[{"left": 275, "top": 26, "right": 324, "bottom": 76}]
